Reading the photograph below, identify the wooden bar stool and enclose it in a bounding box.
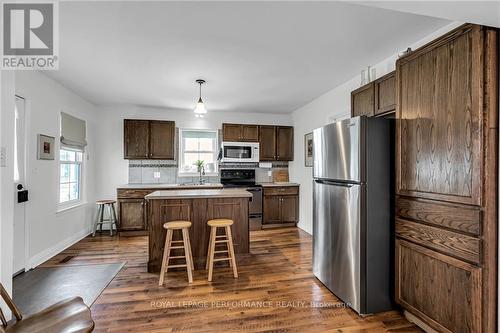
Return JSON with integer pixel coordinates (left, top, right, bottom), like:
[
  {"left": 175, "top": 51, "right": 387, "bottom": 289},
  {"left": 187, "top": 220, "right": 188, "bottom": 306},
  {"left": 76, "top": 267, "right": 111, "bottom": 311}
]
[
  {"left": 206, "top": 219, "right": 238, "bottom": 282},
  {"left": 159, "top": 221, "right": 194, "bottom": 285},
  {"left": 92, "top": 200, "right": 118, "bottom": 236}
]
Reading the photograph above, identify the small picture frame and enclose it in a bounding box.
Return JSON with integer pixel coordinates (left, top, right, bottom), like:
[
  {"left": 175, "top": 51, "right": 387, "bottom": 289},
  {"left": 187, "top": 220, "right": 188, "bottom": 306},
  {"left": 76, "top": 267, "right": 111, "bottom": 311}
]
[
  {"left": 37, "top": 134, "right": 55, "bottom": 160},
  {"left": 304, "top": 132, "right": 313, "bottom": 167}
]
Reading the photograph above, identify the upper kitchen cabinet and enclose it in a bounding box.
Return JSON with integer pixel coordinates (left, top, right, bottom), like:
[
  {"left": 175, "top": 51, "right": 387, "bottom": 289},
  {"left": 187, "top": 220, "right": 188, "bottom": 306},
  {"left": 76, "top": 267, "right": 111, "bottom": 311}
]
[
  {"left": 149, "top": 120, "right": 175, "bottom": 159},
  {"left": 124, "top": 119, "right": 149, "bottom": 159},
  {"left": 276, "top": 126, "right": 293, "bottom": 161},
  {"left": 258, "top": 125, "right": 277, "bottom": 161},
  {"left": 351, "top": 71, "right": 396, "bottom": 118},
  {"left": 222, "top": 123, "right": 259, "bottom": 142},
  {"left": 123, "top": 119, "right": 175, "bottom": 159},
  {"left": 374, "top": 71, "right": 396, "bottom": 116},
  {"left": 351, "top": 82, "right": 374, "bottom": 117}
]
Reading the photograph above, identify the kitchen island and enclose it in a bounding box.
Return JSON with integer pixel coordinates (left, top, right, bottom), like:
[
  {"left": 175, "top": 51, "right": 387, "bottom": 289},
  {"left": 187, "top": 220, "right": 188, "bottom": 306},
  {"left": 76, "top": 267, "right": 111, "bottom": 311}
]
[{"left": 145, "top": 188, "right": 252, "bottom": 272}]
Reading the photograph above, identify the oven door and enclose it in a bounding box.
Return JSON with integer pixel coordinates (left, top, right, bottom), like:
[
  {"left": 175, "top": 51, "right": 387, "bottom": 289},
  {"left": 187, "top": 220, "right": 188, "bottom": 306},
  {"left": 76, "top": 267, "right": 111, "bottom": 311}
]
[{"left": 221, "top": 142, "right": 259, "bottom": 162}]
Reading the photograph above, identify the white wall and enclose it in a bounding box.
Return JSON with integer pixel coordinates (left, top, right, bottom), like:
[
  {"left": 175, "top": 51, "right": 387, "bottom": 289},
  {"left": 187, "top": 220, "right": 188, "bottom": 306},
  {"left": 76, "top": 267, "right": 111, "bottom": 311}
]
[
  {"left": 0, "top": 70, "right": 16, "bottom": 316},
  {"left": 15, "top": 71, "right": 99, "bottom": 268},
  {"left": 94, "top": 105, "right": 292, "bottom": 200},
  {"left": 289, "top": 22, "right": 462, "bottom": 235}
]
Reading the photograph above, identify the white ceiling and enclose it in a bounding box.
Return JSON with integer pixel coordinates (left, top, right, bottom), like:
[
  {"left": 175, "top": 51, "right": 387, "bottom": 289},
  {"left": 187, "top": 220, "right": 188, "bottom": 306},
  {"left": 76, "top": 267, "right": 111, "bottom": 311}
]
[{"left": 45, "top": 1, "right": 449, "bottom": 114}]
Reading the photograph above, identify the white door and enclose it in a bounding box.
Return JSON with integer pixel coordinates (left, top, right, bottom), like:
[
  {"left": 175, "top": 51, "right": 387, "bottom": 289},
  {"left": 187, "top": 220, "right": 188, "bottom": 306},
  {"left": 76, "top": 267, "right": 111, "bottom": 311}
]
[{"left": 13, "top": 95, "right": 27, "bottom": 275}]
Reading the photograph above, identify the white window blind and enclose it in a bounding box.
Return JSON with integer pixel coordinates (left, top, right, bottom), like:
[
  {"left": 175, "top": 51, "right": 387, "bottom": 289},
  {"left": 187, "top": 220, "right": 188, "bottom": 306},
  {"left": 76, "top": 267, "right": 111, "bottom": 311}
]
[{"left": 60, "top": 112, "right": 87, "bottom": 148}]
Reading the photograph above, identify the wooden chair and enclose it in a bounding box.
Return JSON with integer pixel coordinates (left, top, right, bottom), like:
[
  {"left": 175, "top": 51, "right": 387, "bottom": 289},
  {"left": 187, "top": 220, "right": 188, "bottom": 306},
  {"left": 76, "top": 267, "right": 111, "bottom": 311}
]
[
  {"left": 0, "top": 283, "right": 94, "bottom": 333},
  {"left": 159, "top": 221, "right": 194, "bottom": 285},
  {"left": 206, "top": 219, "right": 238, "bottom": 282}
]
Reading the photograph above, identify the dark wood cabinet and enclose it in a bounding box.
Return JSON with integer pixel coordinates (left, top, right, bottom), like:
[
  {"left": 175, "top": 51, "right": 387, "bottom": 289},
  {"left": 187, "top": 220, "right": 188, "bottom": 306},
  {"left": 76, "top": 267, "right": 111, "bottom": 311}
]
[
  {"left": 276, "top": 126, "right": 293, "bottom": 161},
  {"left": 124, "top": 120, "right": 149, "bottom": 159},
  {"left": 149, "top": 120, "right": 175, "bottom": 159},
  {"left": 123, "top": 119, "right": 175, "bottom": 160},
  {"left": 263, "top": 186, "right": 299, "bottom": 228},
  {"left": 395, "top": 24, "right": 498, "bottom": 333},
  {"left": 351, "top": 83, "right": 374, "bottom": 117},
  {"left": 259, "top": 125, "right": 277, "bottom": 161},
  {"left": 117, "top": 199, "right": 146, "bottom": 232},
  {"left": 374, "top": 71, "right": 396, "bottom": 116},
  {"left": 222, "top": 123, "right": 259, "bottom": 142}
]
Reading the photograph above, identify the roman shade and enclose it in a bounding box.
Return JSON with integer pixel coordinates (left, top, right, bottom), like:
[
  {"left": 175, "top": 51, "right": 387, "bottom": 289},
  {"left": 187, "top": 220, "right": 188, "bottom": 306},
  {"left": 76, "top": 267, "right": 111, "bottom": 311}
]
[{"left": 60, "top": 112, "right": 87, "bottom": 148}]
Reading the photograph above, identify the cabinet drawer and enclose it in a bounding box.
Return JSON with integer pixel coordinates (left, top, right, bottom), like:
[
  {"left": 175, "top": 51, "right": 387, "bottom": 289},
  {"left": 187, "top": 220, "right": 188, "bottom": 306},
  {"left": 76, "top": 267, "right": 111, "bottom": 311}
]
[
  {"left": 396, "top": 218, "right": 480, "bottom": 264},
  {"left": 396, "top": 239, "right": 481, "bottom": 333},
  {"left": 263, "top": 186, "right": 299, "bottom": 196},
  {"left": 117, "top": 189, "right": 153, "bottom": 199},
  {"left": 397, "top": 196, "right": 481, "bottom": 236}
]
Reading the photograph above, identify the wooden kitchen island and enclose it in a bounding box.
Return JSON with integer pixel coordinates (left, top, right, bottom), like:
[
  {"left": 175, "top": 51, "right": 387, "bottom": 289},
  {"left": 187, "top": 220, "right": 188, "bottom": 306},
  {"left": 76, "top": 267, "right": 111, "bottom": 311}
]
[{"left": 145, "top": 188, "right": 252, "bottom": 272}]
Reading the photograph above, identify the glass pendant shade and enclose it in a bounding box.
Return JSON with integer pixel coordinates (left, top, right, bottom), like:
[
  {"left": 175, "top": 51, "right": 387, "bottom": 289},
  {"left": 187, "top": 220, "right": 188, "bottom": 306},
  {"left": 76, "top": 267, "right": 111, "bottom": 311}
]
[{"left": 194, "top": 97, "right": 207, "bottom": 114}]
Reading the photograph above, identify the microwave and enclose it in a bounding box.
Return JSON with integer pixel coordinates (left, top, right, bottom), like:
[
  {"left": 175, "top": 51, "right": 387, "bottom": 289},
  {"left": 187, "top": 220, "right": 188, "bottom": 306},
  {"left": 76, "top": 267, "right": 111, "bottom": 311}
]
[{"left": 221, "top": 141, "right": 260, "bottom": 163}]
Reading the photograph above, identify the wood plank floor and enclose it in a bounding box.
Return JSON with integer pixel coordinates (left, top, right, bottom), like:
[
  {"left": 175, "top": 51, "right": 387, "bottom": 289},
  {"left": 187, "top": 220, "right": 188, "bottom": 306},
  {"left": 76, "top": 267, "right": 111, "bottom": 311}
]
[{"left": 41, "top": 227, "right": 422, "bottom": 333}]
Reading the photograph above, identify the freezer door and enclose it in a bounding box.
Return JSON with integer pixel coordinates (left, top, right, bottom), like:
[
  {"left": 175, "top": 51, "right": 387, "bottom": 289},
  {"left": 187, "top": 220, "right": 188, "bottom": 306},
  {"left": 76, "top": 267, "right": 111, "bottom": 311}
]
[
  {"left": 312, "top": 117, "right": 362, "bottom": 182},
  {"left": 313, "top": 179, "right": 362, "bottom": 313}
]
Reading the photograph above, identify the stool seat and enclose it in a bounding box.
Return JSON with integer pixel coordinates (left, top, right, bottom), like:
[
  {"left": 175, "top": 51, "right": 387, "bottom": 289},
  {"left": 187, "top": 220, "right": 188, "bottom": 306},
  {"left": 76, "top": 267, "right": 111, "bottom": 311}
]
[
  {"left": 96, "top": 200, "right": 116, "bottom": 205},
  {"left": 164, "top": 221, "right": 192, "bottom": 229},
  {"left": 207, "top": 219, "right": 233, "bottom": 227}
]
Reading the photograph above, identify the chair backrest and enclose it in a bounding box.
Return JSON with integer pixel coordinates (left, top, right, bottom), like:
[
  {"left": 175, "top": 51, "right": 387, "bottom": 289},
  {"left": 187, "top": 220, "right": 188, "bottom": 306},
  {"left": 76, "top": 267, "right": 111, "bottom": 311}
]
[{"left": 0, "top": 283, "right": 22, "bottom": 327}]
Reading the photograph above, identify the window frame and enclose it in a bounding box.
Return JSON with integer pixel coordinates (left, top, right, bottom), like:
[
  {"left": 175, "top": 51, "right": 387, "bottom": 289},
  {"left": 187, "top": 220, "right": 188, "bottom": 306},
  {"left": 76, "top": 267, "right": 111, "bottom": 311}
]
[
  {"left": 57, "top": 146, "right": 85, "bottom": 211},
  {"left": 178, "top": 128, "right": 219, "bottom": 177}
]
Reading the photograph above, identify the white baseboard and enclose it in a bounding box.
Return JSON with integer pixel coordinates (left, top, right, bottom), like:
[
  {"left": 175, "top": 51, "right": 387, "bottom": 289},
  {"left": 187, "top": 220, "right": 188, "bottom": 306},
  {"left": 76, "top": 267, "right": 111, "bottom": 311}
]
[{"left": 27, "top": 228, "right": 91, "bottom": 269}]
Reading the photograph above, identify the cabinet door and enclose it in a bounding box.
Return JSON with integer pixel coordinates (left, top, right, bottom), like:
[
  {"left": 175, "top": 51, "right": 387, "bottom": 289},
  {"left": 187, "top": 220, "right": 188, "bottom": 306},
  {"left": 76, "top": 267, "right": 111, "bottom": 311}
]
[
  {"left": 280, "top": 196, "right": 298, "bottom": 223},
  {"left": 124, "top": 120, "right": 149, "bottom": 159},
  {"left": 118, "top": 199, "right": 146, "bottom": 231},
  {"left": 374, "top": 71, "right": 396, "bottom": 116},
  {"left": 259, "top": 126, "right": 277, "bottom": 161},
  {"left": 351, "top": 83, "right": 375, "bottom": 117},
  {"left": 222, "top": 123, "right": 243, "bottom": 141},
  {"left": 242, "top": 125, "right": 259, "bottom": 142},
  {"left": 149, "top": 120, "right": 175, "bottom": 159},
  {"left": 396, "top": 28, "right": 481, "bottom": 205},
  {"left": 276, "top": 126, "right": 293, "bottom": 161},
  {"left": 395, "top": 239, "right": 481, "bottom": 333},
  {"left": 263, "top": 195, "right": 281, "bottom": 224}
]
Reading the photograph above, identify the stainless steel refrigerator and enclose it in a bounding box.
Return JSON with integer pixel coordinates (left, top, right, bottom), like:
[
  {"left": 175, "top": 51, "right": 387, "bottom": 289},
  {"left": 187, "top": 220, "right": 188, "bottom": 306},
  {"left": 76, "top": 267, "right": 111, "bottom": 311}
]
[{"left": 312, "top": 116, "right": 392, "bottom": 315}]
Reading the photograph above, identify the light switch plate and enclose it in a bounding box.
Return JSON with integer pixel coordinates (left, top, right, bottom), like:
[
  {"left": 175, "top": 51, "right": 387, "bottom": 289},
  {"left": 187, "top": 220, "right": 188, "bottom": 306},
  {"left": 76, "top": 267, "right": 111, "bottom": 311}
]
[{"left": 0, "top": 146, "right": 6, "bottom": 167}]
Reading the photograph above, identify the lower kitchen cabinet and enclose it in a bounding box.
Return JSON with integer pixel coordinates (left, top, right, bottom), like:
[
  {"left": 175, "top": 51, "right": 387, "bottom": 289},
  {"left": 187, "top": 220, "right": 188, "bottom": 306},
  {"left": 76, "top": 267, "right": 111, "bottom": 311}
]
[
  {"left": 117, "top": 198, "right": 147, "bottom": 234},
  {"left": 263, "top": 186, "right": 299, "bottom": 228},
  {"left": 395, "top": 239, "right": 482, "bottom": 332}
]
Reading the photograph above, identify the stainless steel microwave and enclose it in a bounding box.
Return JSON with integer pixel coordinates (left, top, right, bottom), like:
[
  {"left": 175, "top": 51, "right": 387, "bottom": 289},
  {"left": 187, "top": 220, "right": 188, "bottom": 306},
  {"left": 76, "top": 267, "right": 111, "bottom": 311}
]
[{"left": 220, "top": 141, "right": 260, "bottom": 163}]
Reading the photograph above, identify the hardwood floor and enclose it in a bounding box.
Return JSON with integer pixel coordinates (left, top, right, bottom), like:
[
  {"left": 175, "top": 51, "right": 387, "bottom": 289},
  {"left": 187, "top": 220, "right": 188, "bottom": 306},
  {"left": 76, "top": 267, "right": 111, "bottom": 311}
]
[{"left": 41, "top": 227, "right": 422, "bottom": 332}]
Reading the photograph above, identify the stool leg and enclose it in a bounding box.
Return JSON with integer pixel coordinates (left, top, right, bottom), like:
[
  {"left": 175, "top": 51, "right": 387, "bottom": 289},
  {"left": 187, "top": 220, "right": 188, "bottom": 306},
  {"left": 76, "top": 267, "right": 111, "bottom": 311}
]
[
  {"left": 207, "top": 226, "right": 217, "bottom": 282},
  {"left": 99, "top": 206, "right": 104, "bottom": 234},
  {"left": 111, "top": 204, "right": 118, "bottom": 235},
  {"left": 185, "top": 229, "right": 194, "bottom": 271},
  {"left": 182, "top": 228, "right": 193, "bottom": 284},
  {"left": 92, "top": 205, "right": 102, "bottom": 237},
  {"left": 108, "top": 204, "right": 114, "bottom": 236},
  {"left": 159, "top": 229, "right": 173, "bottom": 286},
  {"left": 225, "top": 226, "right": 238, "bottom": 278},
  {"left": 206, "top": 226, "right": 214, "bottom": 270}
]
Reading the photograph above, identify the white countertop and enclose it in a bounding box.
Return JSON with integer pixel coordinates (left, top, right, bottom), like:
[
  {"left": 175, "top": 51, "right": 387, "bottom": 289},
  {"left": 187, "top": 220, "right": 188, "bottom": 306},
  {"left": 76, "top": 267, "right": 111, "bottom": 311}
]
[
  {"left": 145, "top": 188, "right": 252, "bottom": 199},
  {"left": 118, "top": 183, "right": 223, "bottom": 189},
  {"left": 257, "top": 182, "right": 300, "bottom": 187}
]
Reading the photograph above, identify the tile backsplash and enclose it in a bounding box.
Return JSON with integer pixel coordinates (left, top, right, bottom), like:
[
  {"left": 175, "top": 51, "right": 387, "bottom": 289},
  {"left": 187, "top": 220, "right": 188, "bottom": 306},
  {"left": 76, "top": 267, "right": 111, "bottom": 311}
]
[{"left": 128, "top": 160, "right": 288, "bottom": 184}]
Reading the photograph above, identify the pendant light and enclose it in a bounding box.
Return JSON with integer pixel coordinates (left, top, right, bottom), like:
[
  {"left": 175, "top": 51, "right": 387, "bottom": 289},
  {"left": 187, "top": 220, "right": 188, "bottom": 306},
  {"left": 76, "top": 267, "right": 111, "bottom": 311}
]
[{"left": 194, "top": 79, "right": 207, "bottom": 117}]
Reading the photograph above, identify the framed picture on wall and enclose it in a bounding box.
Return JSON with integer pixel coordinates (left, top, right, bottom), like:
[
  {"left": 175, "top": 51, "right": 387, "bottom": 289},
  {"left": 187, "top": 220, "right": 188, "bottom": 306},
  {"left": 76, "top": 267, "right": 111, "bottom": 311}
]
[
  {"left": 37, "top": 134, "right": 55, "bottom": 160},
  {"left": 304, "top": 132, "right": 313, "bottom": 167}
]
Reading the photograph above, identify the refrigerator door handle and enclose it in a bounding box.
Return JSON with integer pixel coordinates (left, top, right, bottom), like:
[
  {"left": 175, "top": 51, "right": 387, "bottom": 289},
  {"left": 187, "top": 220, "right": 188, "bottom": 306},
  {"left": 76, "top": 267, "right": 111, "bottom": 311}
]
[{"left": 314, "top": 179, "right": 356, "bottom": 188}]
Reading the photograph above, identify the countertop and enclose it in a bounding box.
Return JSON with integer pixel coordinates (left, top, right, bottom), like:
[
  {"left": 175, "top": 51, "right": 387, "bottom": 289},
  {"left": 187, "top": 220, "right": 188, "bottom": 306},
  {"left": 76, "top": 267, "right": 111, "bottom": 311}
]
[
  {"left": 145, "top": 188, "right": 253, "bottom": 200},
  {"left": 117, "top": 183, "right": 223, "bottom": 190},
  {"left": 257, "top": 182, "right": 300, "bottom": 187}
]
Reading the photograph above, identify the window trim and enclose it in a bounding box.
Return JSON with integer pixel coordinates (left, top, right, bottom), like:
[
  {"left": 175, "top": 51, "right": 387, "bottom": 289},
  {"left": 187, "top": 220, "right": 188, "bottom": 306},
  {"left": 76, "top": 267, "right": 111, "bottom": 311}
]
[
  {"left": 178, "top": 128, "right": 219, "bottom": 177},
  {"left": 57, "top": 147, "right": 85, "bottom": 210}
]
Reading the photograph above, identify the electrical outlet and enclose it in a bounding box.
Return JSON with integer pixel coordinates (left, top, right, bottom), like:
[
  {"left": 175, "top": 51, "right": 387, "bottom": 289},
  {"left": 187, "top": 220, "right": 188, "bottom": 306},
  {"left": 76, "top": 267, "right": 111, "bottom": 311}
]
[
  {"left": 153, "top": 171, "right": 161, "bottom": 179},
  {"left": 267, "top": 170, "right": 272, "bottom": 177},
  {"left": 0, "top": 146, "right": 6, "bottom": 167}
]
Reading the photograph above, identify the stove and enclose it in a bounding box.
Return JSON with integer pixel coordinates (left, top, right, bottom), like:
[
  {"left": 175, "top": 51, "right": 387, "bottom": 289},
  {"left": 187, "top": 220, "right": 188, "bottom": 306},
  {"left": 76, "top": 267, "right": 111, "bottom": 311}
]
[{"left": 221, "top": 169, "right": 262, "bottom": 230}]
